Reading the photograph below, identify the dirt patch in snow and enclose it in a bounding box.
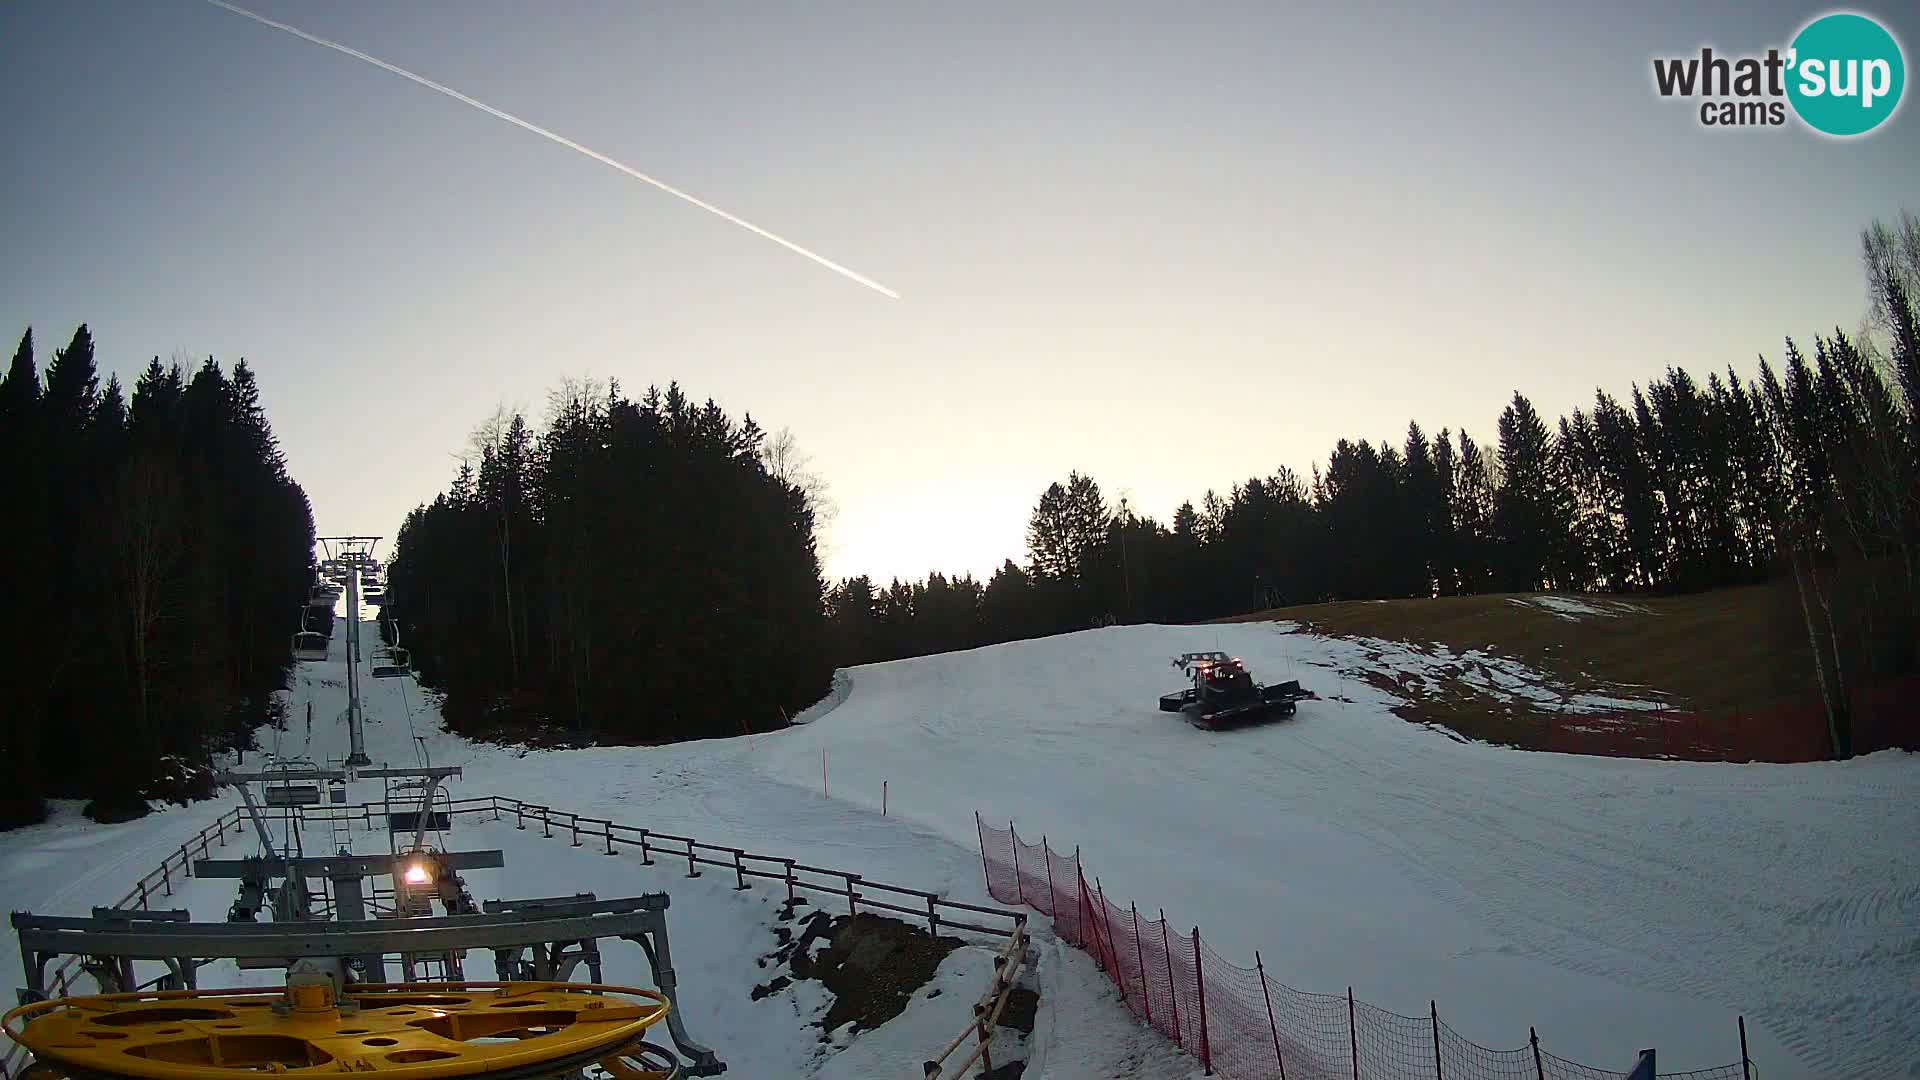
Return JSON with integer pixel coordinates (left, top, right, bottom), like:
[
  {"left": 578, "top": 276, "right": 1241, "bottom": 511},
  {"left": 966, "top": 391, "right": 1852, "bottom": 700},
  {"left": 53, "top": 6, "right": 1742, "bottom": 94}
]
[
  {"left": 1220, "top": 584, "right": 1883, "bottom": 761},
  {"left": 756, "top": 909, "right": 965, "bottom": 1034}
]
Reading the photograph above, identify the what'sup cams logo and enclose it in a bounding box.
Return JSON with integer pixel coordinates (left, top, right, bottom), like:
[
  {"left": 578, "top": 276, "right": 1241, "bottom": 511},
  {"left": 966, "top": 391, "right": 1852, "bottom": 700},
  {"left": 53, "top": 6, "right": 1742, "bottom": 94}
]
[{"left": 1653, "top": 11, "right": 1905, "bottom": 136}]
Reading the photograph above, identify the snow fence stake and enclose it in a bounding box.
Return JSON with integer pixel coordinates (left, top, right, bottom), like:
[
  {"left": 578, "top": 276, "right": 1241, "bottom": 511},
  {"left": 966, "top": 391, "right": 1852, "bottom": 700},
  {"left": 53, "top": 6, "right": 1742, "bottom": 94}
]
[
  {"left": 926, "top": 894, "right": 939, "bottom": 936},
  {"left": 1094, "top": 879, "right": 1125, "bottom": 1006},
  {"left": 782, "top": 860, "right": 797, "bottom": 904},
  {"left": 1739, "top": 1015, "right": 1751, "bottom": 1080},
  {"left": 1194, "top": 926, "right": 1211, "bottom": 1074},
  {"left": 1256, "top": 952, "right": 1284, "bottom": 1078},
  {"left": 1346, "top": 987, "right": 1358, "bottom": 1080},
  {"left": 639, "top": 829, "right": 653, "bottom": 865},
  {"left": 1131, "top": 903, "right": 1153, "bottom": 1029},
  {"left": 974, "top": 813, "right": 992, "bottom": 896},
  {"left": 515, "top": 803, "right": 525, "bottom": 830},
  {"left": 1431, "top": 1000, "right": 1444, "bottom": 1079},
  {"left": 732, "top": 849, "right": 749, "bottom": 890},
  {"left": 1042, "top": 836, "right": 1058, "bottom": 917},
  {"left": 1165, "top": 913, "right": 1185, "bottom": 1050},
  {"left": 161, "top": 862, "right": 171, "bottom": 897},
  {"left": 1009, "top": 821, "right": 1024, "bottom": 905},
  {"left": 684, "top": 839, "right": 699, "bottom": 878},
  {"left": 570, "top": 814, "right": 580, "bottom": 847},
  {"left": 541, "top": 807, "right": 552, "bottom": 839},
  {"left": 603, "top": 820, "right": 615, "bottom": 855},
  {"left": 1529, "top": 1027, "right": 1545, "bottom": 1080},
  {"left": 1072, "top": 846, "right": 1082, "bottom": 944}
]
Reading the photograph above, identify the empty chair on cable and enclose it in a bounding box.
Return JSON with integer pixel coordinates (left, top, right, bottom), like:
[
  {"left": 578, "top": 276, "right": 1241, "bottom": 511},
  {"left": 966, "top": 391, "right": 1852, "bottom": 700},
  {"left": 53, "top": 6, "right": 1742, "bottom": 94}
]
[
  {"left": 370, "top": 645, "right": 410, "bottom": 679},
  {"left": 292, "top": 630, "right": 328, "bottom": 662}
]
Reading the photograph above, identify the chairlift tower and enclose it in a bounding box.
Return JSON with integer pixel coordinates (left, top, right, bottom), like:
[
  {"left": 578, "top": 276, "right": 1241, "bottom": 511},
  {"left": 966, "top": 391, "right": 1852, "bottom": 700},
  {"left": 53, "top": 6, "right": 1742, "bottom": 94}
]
[{"left": 318, "top": 536, "right": 381, "bottom": 767}]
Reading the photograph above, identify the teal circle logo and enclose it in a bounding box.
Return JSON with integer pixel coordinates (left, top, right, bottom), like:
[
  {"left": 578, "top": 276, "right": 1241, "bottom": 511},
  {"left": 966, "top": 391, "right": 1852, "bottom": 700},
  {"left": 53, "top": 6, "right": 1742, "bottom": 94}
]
[{"left": 1787, "top": 13, "right": 1905, "bottom": 136}]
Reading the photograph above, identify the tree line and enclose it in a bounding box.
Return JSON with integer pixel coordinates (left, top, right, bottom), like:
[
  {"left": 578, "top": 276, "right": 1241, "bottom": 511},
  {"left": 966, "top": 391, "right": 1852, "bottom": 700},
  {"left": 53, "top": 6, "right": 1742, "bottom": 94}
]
[
  {"left": 384, "top": 381, "right": 831, "bottom": 743},
  {"left": 0, "top": 327, "right": 315, "bottom": 828},
  {"left": 825, "top": 221, "right": 1920, "bottom": 757}
]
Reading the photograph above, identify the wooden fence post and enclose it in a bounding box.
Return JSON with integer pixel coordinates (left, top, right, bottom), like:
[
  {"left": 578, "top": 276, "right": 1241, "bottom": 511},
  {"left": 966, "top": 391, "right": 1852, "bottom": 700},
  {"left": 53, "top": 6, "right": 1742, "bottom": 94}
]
[
  {"left": 639, "top": 829, "right": 653, "bottom": 865},
  {"left": 570, "top": 814, "right": 580, "bottom": 847},
  {"left": 1257, "top": 951, "right": 1285, "bottom": 1079},
  {"left": 603, "top": 821, "right": 615, "bottom": 855},
  {"left": 973, "top": 1002, "right": 994, "bottom": 1073},
  {"left": 1193, "top": 926, "right": 1212, "bottom": 1075},
  {"left": 1163, "top": 913, "right": 1184, "bottom": 1049},
  {"left": 1347, "top": 987, "right": 1358, "bottom": 1080},
  {"left": 1131, "top": 903, "right": 1154, "bottom": 1029},
  {"left": 684, "top": 839, "right": 699, "bottom": 878},
  {"left": 732, "top": 849, "right": 749, "bottom": 890},
  {"left": 1432, "top": 1000, "right": 1444, "bottom": 1080},
  {"left": 541, "top": 807, "right": 552, "bottom": 839},
  {"left": 1529, "top": 1027, "right": 1545, "bottom": 1080},
  {"left": 515, "top": 803, "right": 525, "bottom": 830},
  {"left": 845, "top": 874, "right": 860, "bottom": 915}
]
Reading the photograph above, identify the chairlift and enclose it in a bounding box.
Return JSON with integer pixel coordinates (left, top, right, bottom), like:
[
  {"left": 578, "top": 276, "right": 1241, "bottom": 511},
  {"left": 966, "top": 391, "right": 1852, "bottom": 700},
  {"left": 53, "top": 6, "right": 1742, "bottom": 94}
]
[
  {"left": 263, "top": 784, "right": 321, "bottom": 807},
  {"left": 370, "top": 645, "right": 409, "bottom": 679},
  {"left": 292, "top": 630, "right": 328, "bottom": 662},
  {"left": 262, "top": 757, "right": 323, "bottom": 806}
]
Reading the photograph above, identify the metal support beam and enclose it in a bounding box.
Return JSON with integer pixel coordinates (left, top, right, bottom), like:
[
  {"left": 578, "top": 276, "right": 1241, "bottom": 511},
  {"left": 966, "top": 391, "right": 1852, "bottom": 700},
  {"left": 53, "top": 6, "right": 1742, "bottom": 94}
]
[{"left": 193, "top": 851, "right": 504, "bottom": 881}]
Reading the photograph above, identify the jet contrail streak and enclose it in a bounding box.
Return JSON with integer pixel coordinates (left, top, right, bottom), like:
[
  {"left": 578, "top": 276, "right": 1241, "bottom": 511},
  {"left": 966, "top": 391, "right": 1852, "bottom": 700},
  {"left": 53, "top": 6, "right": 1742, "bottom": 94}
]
[{"left": 203, "top": 0, "right": 899, "bottom": 299}]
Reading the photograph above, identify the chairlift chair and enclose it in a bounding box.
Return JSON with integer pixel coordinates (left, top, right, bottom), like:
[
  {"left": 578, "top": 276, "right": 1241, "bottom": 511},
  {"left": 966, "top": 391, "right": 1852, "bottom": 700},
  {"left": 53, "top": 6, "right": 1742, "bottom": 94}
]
[
  {"left": 292, "top": 630, "right": 328, "bottom": 662},
  {"left": 370, "top": 645, "right": 409, "bottom": 679}
]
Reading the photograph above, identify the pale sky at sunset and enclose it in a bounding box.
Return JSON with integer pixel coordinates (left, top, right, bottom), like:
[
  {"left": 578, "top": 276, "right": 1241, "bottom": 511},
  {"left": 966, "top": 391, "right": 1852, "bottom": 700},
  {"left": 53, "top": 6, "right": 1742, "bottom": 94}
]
[{"left": 3, "top": 1, "right": 1913, "bottom": 583}]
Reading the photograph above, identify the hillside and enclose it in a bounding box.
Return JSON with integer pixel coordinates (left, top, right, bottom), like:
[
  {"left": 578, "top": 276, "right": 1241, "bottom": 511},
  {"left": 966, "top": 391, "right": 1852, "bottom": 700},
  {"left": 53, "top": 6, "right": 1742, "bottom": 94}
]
[
  {"left": 1225, "top": 584, "right": 1919, "bottom": 762},
  {"left": 5, "top": 604, "right": 1916, "bottom": 1078}
]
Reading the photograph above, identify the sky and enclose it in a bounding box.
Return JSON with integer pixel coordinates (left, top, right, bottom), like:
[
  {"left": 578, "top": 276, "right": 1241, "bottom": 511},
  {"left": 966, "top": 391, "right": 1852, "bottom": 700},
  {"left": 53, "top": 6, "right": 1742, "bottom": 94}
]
[{"left": 2, "top": 1, "right": 1914, "bottom": 583}]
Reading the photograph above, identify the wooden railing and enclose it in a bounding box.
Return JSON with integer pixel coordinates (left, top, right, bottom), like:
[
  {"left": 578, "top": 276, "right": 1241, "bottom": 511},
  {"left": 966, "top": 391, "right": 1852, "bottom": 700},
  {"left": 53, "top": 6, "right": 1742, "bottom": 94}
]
[{"left": 919, "top": 917, "right": 1031, "bottom": 1079}]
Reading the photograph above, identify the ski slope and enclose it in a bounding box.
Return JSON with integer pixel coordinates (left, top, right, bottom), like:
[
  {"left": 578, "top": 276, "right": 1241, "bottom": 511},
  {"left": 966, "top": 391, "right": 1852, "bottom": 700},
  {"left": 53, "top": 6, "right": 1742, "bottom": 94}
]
[
  {"left": 751, "top": 623, "right": 1918, "bottom": 1080},
  {"left": 4, "top": 606, "right": 1915, "bottom": 1078},
  {"left": 0, "top": 604, "right": 1186, "bottom": 1080}
]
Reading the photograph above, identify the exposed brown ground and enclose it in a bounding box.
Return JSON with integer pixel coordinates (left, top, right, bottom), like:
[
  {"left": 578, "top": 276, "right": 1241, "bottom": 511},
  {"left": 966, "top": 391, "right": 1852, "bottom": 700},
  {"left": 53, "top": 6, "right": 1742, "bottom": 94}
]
[{"left": 1221, "top": 583, "right": 1916, "bottom": 762}]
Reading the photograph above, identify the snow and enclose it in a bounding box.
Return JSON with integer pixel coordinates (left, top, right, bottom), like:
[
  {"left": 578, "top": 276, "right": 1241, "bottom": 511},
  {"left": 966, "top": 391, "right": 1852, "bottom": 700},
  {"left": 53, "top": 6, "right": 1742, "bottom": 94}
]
[
  {"left": 1507, "top": 595, "right": 1654, "bottom": 620},
  {"left": 748, "top": 624, "right": 1916, "bottom": 1080},
  {"left": 5, "top": 608, "right": 1915, "bottom": 1079},
  {"left": 1328, "top": 634, "right": 1672, "bottom": 714}
]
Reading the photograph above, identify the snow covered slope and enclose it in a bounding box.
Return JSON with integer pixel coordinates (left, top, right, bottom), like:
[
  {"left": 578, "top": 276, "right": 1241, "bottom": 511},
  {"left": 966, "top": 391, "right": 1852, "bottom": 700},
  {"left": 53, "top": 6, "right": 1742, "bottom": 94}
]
[
  {"left": 4, "top": 609, "right": 1915, "bottom": 1078},
  {"left": 747, "top": 623, "right": 1917, "bottom": 1080}
]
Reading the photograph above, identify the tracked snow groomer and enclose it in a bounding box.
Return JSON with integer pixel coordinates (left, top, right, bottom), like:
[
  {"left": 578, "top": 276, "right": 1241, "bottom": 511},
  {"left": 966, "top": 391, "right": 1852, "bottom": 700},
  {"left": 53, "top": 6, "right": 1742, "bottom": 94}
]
[{"left": 1159, "top": 652, "right": 1309, "bottom": 730}]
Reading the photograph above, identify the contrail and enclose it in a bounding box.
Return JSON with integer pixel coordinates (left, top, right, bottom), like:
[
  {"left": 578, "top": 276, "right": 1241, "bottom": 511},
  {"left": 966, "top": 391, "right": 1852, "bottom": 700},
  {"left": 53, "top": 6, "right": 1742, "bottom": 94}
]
[{"left": 203, "top": 0, "right": 899, "bottom": 299}]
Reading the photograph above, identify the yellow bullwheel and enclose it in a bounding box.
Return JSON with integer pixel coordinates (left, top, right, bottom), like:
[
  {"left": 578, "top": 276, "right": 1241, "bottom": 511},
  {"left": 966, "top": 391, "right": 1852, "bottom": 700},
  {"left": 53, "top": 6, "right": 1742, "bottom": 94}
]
[{"left": 5, "top": 981, "right": 684, "bottom": 1079}]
